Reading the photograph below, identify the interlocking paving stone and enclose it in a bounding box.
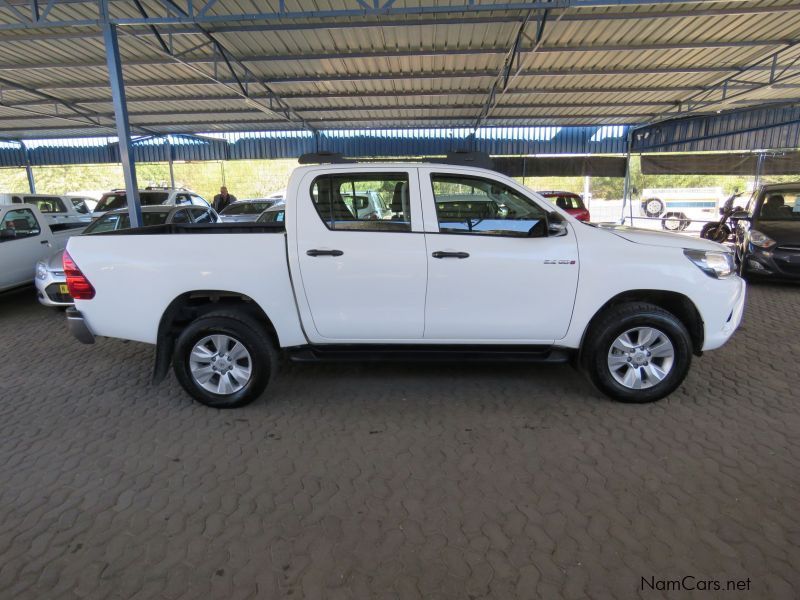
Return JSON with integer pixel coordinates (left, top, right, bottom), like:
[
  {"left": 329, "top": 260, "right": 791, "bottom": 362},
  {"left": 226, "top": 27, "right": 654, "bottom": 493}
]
[{"left": 0, "top": 283, "right": 799, "bottom": 599}]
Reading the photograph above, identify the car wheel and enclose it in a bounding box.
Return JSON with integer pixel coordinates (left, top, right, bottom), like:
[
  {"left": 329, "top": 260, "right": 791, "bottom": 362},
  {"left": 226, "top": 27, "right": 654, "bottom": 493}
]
[
  {"left": 583, "top": 302, "right": 692, "bottom": 403},
  {"left": 661, "top": 213, "right": 683, "bottom": 231},
  {"left": 643, "top": 198, "right": 664, "bottom": 218},
  {"left": 172, "top": 311, "right": 278, "bottom": 408}
]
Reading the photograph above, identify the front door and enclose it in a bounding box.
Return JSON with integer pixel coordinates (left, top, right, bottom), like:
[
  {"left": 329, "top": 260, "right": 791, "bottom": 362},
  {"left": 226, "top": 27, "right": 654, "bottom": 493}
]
[
  {"left": 294, "top": 168, "right": 428, "bottom": 341},
  {"left": 419, "top": 169, "right": 579, "bottom": 342}
]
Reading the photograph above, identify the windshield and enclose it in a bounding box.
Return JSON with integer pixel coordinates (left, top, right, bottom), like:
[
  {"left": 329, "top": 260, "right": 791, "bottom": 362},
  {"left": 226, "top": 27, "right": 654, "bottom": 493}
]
[
  {"left": 221, "top": 201, "right": 273, "bottom": 215},
  {"left": 755, "top": 191, "right": 800, "bottom": 221},
  {"left": 84, "top": 210, "right": 170, "bottom": 233},
  {"left": 70, "top": 198, "right": 91, "bottom": 214},
  {"left": 95, "top": 192, "right": 169, "bottom": 212}
]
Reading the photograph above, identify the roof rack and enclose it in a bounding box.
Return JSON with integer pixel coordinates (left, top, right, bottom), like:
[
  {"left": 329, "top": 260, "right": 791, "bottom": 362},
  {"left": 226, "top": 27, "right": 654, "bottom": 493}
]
[{"left": 297, "top": 150, "right": 493, "bottom": 169}]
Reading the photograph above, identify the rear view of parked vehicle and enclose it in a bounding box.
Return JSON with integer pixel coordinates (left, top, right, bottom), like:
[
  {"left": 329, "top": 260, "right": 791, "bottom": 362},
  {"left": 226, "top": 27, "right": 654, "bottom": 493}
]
[
  {"left": 538, "top": 191, "right": 591, "bottom": 221},
  {"left": 219, "top": 199, "right": 279, "bottom": 223},
  {"left": 92, "top": 187, "right": 210, "bottom": 219}
]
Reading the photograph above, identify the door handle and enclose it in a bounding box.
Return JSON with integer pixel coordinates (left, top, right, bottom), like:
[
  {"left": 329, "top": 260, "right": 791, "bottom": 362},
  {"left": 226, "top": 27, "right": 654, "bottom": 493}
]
[
  {"left": 306, "top": 249, "right": 344, "bottom": 257},
  {"left": 432, "top": 251, "right": 469, "bottom": 259},
  {"left": 40, "top": 240, "right": 49, "bottom": 245}
]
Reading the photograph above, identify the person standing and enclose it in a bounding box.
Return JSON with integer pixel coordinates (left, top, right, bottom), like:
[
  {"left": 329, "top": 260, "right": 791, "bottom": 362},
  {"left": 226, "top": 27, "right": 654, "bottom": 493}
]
[{"left": 213, "top": 186, "right": 237, "bottom": 212}]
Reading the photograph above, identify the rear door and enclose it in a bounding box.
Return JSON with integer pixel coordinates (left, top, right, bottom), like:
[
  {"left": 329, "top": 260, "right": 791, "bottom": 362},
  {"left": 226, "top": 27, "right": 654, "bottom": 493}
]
[
  {"left": 419, "top": 168, "right": 579, "bottom": 342},
  {"left": 293, "top": 168, "right": 428, "bottom": 341}
]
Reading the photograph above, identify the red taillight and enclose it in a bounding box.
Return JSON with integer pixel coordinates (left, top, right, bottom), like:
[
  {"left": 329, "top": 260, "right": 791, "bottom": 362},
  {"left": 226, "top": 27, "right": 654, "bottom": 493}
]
[{"left": 63, "top": 250, "right": 95, "bottom": 300}]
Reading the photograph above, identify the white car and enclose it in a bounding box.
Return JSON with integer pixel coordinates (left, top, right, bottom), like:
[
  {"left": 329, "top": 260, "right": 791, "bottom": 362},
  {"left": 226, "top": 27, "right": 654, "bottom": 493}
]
[
  {"left": 64, "top": 161, "right": 745, "bottom": 408},
  {"left": 36, "top": 205, "right": 219, "bottom": 307},
  {"left": 0, "top": 193, "right": 94, "bottom": 228},
  {"left": 0, "top": 204, "right": 85, "bottom": 293},
  {"left": 91, "top": 187, "right": 211, "bottom": 219},
  {"left": 218, "top": 199, "right": 281, "bottom": 223}
]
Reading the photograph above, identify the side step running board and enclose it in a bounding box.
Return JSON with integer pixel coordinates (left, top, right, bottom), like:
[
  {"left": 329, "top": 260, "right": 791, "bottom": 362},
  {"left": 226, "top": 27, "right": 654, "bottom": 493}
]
[{"left": 286, "top": 344, "right": 572, "bottom": 364}]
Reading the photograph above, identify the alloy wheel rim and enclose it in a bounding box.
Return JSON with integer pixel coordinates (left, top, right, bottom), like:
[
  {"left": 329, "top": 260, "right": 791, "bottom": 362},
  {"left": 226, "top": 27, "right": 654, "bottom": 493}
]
[
  {"left": 189, "top": 334, "right": 253, "bottom": 395},
  {"left": 607, "top": 327, "right": 675, "bottom": 390}
]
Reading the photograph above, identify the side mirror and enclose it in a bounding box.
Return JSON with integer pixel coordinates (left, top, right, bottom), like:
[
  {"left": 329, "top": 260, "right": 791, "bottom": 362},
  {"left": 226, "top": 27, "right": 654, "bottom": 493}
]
[
  {"left": 547, "top": 214, "right": 568, "bottom": 237},
  {"left": 731, "top": 211, "right": 750, "bottom": 220},
  {"left": 0, "top": 229, "right": 15, "bottom": 242}
]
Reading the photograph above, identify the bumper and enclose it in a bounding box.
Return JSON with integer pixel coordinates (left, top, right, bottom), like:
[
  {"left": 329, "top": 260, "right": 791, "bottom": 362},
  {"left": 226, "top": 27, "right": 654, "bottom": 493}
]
[
  {"left": 743, "top": 246, "right": 800, "bottom": 279},
  {"left": 35, "top": 270, "right": 73, "bottom": 307},
  {"left": 702, "top": 276, "right": 746, "bottom": 351},
  {"left": 66, "top": 307, "right": 95, "bottom": 344}
]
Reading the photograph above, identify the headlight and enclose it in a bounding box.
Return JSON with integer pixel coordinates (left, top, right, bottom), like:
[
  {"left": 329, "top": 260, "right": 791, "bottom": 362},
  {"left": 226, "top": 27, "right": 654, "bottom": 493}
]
[
  {"left": 749, "top": 229, "right": 776, "bottom": 249},
  {"left": 684, "top": 249, "right": 734, "bottom": 279},
  {"left": 35, "top": 262, "right": 48, "bottom": 281}
]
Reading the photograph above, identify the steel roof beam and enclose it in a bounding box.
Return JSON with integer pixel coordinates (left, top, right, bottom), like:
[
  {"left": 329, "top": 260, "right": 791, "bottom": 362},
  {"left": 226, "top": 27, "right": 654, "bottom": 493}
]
[
  {"left": 0, "top": 101, "right": 667, "bottom": 121},
  {"left": 3, "top": 96, "right": 680, "bottom": 109},
  {"left": 0, "top": 39, "right": 789, "bottom": 71},
  {"left": 1, "top": 0, "right": 797, "bottom": 32},
  {"left": 3, "top": 4, "right": 800, "bottom": 42}
]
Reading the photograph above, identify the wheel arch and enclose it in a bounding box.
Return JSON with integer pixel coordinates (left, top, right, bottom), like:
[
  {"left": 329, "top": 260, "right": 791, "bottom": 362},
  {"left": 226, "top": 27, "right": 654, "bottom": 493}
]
[
  {"left": 153, "top": 290, "right": 279, "bottom": 383},
  {"left": 579, "top": 290, "right": 704, "bottom": 362}
]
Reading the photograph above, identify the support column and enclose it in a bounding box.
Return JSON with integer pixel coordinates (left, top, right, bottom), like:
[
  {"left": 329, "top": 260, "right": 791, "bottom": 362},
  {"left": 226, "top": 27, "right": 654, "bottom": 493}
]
[
  {"left": 167, "top": 138, "right": 175, "bottom": 187},
  {"left": 20, "top": 142, "right": 35, "bottom": 193},
  {"left": 102, "top": 18, "right": 142, "bottom": 228},
  {"left": 620, "top": 129, "right": 633, "bottom": 225}
]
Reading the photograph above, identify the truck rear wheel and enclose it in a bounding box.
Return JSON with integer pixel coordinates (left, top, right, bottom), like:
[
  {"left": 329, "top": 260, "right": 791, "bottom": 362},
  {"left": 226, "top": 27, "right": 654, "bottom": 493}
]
[
  {"left": 582, "top": 302, "right": 692, "bottom": 403},
  {"left": 172, "top": 311, "right": 277, "bottom": 408}
]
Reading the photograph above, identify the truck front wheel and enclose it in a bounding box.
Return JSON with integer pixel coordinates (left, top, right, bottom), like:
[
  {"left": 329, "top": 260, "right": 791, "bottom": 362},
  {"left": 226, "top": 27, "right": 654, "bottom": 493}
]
[
  {"left": 172, "top": 311, "right": 277, "bottom": 408},
  {"left": 582, "top": 302, "right": 692, "bottom": 403}
]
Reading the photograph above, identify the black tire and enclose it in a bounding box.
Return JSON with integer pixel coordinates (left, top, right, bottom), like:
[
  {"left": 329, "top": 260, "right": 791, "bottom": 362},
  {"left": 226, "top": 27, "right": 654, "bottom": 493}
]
[
  {"left": 700, "top": 222, "right": 730, "bottom": 243},
  {"left": 643, "top": 198, "right": 664, "bottom": 218},
  {"left": 661, "top": 213, "right": 684, "bottom": 231},
  {"left": 172, "top": 311, "right": 278, "bottom": 408},
  {"left": 582, "top": 302, "right": 692, "bottom": 403}
]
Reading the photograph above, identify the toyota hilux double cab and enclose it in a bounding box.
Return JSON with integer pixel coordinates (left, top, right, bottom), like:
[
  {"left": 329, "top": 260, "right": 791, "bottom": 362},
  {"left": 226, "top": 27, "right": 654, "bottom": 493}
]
[{"left": 64, "top": 160, "right": 745, "bottom": 408}]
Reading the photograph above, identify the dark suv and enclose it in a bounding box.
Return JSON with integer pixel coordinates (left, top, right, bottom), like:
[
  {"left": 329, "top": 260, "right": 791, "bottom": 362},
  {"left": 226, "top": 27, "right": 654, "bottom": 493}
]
[{"left": 734, "top": 183, "right": 800, "bottom": 280}]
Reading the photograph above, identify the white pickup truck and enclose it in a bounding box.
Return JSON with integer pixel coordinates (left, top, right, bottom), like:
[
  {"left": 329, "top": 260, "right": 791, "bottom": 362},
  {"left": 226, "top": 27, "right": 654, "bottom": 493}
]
[
  {"left": 1, "top": 203, "right": 85, "bottom": 293},
  {"left": 64, "top": 162, "right": 745, "bottom": 408}
]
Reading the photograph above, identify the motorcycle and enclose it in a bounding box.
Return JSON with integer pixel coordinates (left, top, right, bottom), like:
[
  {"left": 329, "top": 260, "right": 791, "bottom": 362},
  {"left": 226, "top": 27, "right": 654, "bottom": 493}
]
[{"left": 700, "top": 192, "right": 744, "bottom": 243}]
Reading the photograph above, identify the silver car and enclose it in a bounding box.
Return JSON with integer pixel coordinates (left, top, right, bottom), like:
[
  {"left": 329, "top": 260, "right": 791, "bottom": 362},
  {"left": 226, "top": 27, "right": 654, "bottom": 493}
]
[
  {"left": 219, "top": 199, "right": 280, "bottom": 223},
  {"left": 35, "top": 205, "right": 219, "bottom": 307}
]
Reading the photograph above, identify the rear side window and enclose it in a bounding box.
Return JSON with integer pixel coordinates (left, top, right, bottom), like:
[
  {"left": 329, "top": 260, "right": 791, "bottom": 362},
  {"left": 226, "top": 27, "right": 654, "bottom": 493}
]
[
  {"left": 96, "top": 193, "right": 127, "bottom": 212},
  {"left": 170, "top": 209, "right": 191, "bottom": 224},
  {"left": 310, "top": 173, "right": 411, "bottom": 232},
  {"left": 25, "top": 196, "right": 66, "bottom": 213},
  {"left": 1, "top": 208, "right": 41, "bottom": 239}
]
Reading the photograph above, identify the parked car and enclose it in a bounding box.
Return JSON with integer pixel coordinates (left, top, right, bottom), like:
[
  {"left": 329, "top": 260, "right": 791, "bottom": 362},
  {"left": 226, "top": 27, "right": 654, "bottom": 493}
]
[
  {"left": 64, "top": 162, "right": 744, "bottom": 408},
  {"left": 341, "top": 190, "right": 392, "bottom": 220},
  {"left": 733, "top": 183, "right": 800, "bottom": 280},
  {"left": 91, "top": 187, "right": 210, "bottom": 219},
  {"left": 538, "top": 191, "right": 591, "bottom": 222},
  {"left": 36, "top": 205, "right": 219, "bottom": 307},
  {"left": 256, "top": 201, "right": 285, "bottom": 223},
  {"left": 0, "top": 204, "right": 85, "bottom": 293},
  {"left": 0, "top": 193, "right": 94, "bottom": 228},
  {"left": 219, "top": 199, "right": 280, "bottom": 223}
]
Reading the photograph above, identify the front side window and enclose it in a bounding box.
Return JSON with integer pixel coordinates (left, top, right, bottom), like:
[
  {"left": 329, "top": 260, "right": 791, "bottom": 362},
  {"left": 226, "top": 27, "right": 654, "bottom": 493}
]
[
  {"left": 192, "top": 208, "right": 215, "bottom": 223},
  {"left": 84, "top": 213, "right": 123, "bottom": 234},
  {"left": 756, "top": 191, "right": 800, "bottom": 221},
  {"left": 431, "top": 175, "right": 548, "bottom": 237},
  {"left": 70, "top": 198, "right": 91, "bottom": 214},
  {"left": 1, "top": 208, "right": 41, "bottom": 240},
  {"left": 310, "top": 173, "right": 411, "bottom": 232}
]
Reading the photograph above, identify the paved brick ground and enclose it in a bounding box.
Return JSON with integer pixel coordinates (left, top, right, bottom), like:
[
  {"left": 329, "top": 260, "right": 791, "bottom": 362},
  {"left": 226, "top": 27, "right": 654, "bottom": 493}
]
[{"left": 0, "top": 283, "right": 798, "bottom": 599}]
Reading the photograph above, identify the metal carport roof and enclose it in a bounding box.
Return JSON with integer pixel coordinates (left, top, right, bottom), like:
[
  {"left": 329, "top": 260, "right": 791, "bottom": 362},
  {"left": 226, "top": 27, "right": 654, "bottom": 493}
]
[{"left": 1, "top": 0, "right": 800, "bottom": 140}]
